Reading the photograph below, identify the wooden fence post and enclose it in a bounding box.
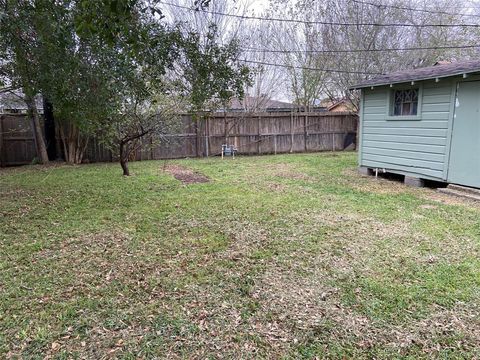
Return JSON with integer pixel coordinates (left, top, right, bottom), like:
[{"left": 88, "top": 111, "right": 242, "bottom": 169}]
[
  {"left": 150, "top": 136, "right": 154, "bottom": 160},
  {"left": 0, "top": 116, "right": 4, "bottom": 167},
  {"left": 290, "top": 111, "right": 294, "bottom": 153},
  {"left": 195, "top": 116, "right": 200, "bottom": 157},
  {"left": 304, "top": 113, "right": 308, "bottom": 152},
  {"left": 257, "top": 115, "right": 261, "bottom": 155},
  {"left": 205, "top": 116, "right": 209, "bottom": 157}
]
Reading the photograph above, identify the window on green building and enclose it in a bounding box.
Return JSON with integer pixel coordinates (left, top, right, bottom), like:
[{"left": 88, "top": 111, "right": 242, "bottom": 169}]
[{"left": 393, "top": 89, "right": 418, "bottom": 116}]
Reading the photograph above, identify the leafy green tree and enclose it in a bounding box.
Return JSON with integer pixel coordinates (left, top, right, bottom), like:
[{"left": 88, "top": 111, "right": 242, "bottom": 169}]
[
  {"left": 0, "top": 0, "right": 50, "bottom": 163},
  {"left": 1, "top": 0, "right": 251, "bottom": 173}
]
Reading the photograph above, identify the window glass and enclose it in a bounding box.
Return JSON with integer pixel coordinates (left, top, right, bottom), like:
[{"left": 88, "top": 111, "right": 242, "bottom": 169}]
[{"left": 393, "top": 89, "right": 419, "bottom": 116}]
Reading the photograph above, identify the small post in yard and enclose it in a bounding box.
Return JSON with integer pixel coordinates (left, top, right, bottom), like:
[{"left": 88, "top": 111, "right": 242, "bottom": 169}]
[{"left": 274, "top": 134, "right": 277, "bottom": 155}]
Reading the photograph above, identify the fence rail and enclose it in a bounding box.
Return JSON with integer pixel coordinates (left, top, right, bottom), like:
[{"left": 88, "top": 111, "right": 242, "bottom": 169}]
[{"left": 0, "top": 111, "right": 358, "bottom": 166}]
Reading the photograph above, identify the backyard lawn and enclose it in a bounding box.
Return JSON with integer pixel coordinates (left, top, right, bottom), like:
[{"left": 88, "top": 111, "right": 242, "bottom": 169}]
[{"left": 1, "top": 153, "right": 479, "bottom": 359}]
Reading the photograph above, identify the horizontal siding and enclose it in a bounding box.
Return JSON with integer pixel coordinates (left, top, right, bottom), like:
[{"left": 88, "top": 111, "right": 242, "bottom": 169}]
[
  {"left": 362, "top": 140, "right": 445, "bottom": 154},
  {"left": 422, "top": 103, "right": 451, "bottom": 113},
  {"left": 363, "top": 120, "right": 448, "bottom": 128},
  {"left": 362, "top": 159, "right": 444, "bottom": 179},
  {"left": 423, "top": 94, "right": 451, "bottom": 104},
  {"left": 364, "top": 106, "right": 386, "bottom": 115},
  {"left": 363, "top": 147, "right": 445, "bottom": 163},
  {"left": 363, "top": 99, "right": 385, "bottom": 107},
  {"left": 363, "top": 134, "right": 447, "bottom": 146},
  {"left": 364, "top": 92, "right": 388, "bottom": 101},
  {"left": 362, "top": 127, "right": 447, "bottom": 137},
  {"left": 421, "top": 112, "right": 450, "bottom": 121},
  {"left": 362, "top": 153, "right": 444, "bottom": 171},
  {"left": 360, "top": 83, "right": 453, "bottom": 180},
  {"left": 422, "top": 84, "right": 452, "bottom": 95}
]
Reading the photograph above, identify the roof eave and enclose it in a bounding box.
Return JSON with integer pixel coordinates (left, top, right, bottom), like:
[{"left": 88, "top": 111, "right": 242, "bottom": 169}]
[{"left": 349, "top": 69, "right": 480, "bottom": 91}]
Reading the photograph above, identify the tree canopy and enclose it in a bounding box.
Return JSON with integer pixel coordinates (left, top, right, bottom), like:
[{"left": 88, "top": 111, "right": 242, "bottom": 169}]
[{"left": 0, "top": 0, "right": 251, "bottom": 170}]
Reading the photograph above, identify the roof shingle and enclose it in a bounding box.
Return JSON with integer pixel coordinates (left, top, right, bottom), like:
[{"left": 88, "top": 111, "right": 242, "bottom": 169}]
[{"left": 351, "top": 59, "right": 480, "bottom": 89}]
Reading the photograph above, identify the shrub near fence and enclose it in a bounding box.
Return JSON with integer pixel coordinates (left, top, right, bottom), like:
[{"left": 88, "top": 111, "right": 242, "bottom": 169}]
[{"left": 0, "top": 111, "right": 358, "bottom": 166}]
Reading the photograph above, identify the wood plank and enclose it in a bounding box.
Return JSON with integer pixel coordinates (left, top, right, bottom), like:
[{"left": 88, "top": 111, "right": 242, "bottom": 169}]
[
  {"left": 362, "top": 127, "right": 448, "bottom": 137},
  {"left": 363, "top": 113, "right": 386, "bottom": 121},
  {"left": 363, "top": 133, "right": 446, "bottom": 146},
  {"left": 422, "top": 94, "right": 452, "bottom": 104},
  {"left": 364, "top": 91, "right": 387, "bottom": 101},
  {"left": 420, "top": 112, "right": 450, "bottom": 121},
  {"left": 361, "top": 159, "right": 443, "bottom": 179},
  {"left": 363, "top": 120, "right": 448, "bottom": 129},
  {"left": 363, "top": 106, "right": 386, "bottom": 115},
  {"left": 362, "top": 146, "right": 445, "bottom": 162},
  {"left": 362, "top": 140, "right": 445, "bottom": 154},
  {"left": 363, "top": 99, "right": 386, "bottom": 107},
  {"left": 422, "top": 85, "right": 452, "bottom": 95},
  {"left": 362, "top": 153, "right": 444, "bottom": 171},
  {"left": 422, "top": 103, "right": 451, "bottom": 113},
  {"left": 0, "top": 116, "right": 4, "bottom": 167}
]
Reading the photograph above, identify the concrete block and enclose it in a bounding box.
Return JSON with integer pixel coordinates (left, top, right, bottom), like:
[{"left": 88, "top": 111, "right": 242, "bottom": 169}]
[
  {"left": 404, "top": 176, "right": 424, "bottom": 187},
  {"left": 358, "top": 167, "right": 374, "bottom": 176}
]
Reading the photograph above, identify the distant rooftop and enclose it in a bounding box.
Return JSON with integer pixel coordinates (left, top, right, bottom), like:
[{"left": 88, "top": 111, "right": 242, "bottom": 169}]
[
  {"left": 0, "top": 89, "right": 43, "bottom": 113},
  {"left": 351, "top": 59, "right": 480, "bottom": 89},
  {"left": 226, "top": 96, "right": 296, "bottom": 112}
]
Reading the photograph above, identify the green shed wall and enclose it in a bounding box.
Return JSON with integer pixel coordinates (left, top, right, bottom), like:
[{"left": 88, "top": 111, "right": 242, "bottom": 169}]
[{"left": 358, "top": 79, "right": 455, "bottom": 181}]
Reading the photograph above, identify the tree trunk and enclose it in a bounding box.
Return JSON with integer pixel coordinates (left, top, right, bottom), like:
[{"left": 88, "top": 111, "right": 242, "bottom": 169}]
[
  {"left": 43, "top": 99, "right": 57, "bottom": 160},
  {"left": 25, "top": 95, "right": 49, "bottom": 164},
  {"left": 119, "top": 141, "right": 130, "bottom": 176},
  {"left": 57, "top": 120, "right": 88, "bottom": 164}
]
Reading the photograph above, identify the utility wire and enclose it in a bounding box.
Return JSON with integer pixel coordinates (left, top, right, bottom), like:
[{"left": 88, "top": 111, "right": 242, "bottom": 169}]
[
  {"left": 240, "top": 44, "right": 480, "bottom": 54},
  {"left": 350, "top": 0, "right": 480, "bottom": 18},
  {"left": 159, "top": 1, "right": 480, "bottom": 27},
  {"left": 240, "top": 59, "right": 383, "bottom": 75}
]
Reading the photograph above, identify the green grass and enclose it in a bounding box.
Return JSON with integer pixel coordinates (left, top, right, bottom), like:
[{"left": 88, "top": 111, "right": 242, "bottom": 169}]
[{"left": 1, "top": 153, "right": 479, "bottom": 359}]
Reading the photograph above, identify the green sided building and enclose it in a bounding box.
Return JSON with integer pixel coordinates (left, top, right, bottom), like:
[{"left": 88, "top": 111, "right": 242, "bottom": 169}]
[{"left": 351, "top": 60, "right": 480, "bottom": 189}]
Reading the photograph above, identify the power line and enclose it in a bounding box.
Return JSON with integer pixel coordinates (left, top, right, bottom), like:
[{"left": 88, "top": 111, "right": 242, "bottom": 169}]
[
  {"left": 159, "top": 1, "right": 480, "bottom": 28},
  {"left": 350, "top": 0, "right": 480, "bottom": 18},
  {"left": 240, "top": 59, "right": 383, "bottom": 75},
  {"left": 241, "top": 44, "right": 480, "bottom": 54}
]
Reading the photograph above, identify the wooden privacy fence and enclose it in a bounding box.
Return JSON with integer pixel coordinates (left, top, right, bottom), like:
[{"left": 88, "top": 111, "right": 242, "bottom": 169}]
[
  {"left": 195, "top": 111, "right": 357, "bottom": 157},
  {"left": 0, "top": 111, "right": 358, "bottom": 166},
  {"left": 0, "top": 114, "right": 39, "bottom": 166}
]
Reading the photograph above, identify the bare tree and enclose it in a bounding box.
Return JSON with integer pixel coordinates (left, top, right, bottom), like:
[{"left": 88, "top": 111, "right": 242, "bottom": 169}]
[{"left": 265, "top": 0, "right": 480, "bottom": 109}]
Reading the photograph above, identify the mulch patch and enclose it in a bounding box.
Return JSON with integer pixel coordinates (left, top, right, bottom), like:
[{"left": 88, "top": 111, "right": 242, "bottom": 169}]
[{"left": 163, "top": 164, "right": 210, "bottom": 184}]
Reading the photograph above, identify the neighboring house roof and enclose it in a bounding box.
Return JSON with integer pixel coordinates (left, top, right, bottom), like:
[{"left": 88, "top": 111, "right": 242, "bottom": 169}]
[
  {"left": 327, "top": 99, "right": 353, "bottom": 111},
  {"left": 219, "top": 96, "right": 328, "bottom": 113},
  {"left": 226, "top": 96, "right": 296, "bottom": 112},
  {"left": 0, "top": 89, "right": 43, "bottom": 113},
  {"left": 351, "top": 59, "right": 480, "bottom": 89}
]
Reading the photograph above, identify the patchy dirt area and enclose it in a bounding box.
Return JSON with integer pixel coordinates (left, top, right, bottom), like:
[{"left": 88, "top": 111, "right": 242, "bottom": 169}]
[
  {"left": 344, "top": 167, "right": 480, "bottom": 208},
  {"left": 163, "top": 164, "right": 209, "bottom": 184}
]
